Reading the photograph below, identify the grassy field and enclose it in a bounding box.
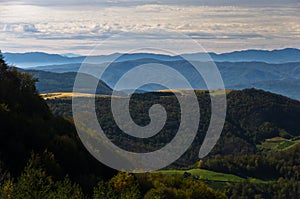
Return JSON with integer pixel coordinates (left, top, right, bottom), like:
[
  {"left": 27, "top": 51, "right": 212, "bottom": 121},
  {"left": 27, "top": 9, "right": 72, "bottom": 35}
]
[
  {"left": 257, "top": 136, "right": 300, "bottom": 153},
  {"left": 156, "top": 169, "right": 244, "bottom": 182},
  {"left": 156, "top": 168, "right": 270, "bottom": 186}
]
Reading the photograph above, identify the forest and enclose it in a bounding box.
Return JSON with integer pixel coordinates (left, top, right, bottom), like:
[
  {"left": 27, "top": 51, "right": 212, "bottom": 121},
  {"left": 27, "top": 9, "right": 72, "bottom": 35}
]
[{"left": 1, "top": 52, "right": 300, "bottom": 198}]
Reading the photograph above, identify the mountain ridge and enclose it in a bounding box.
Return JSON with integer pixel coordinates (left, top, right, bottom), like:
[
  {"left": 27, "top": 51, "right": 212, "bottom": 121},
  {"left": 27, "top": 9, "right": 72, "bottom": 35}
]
[
  {"left": 3, "top": 48, "right": 300, "bottom": 68},
  {"left": 19, "top": 59, "right": 300, "bottom": 101}
]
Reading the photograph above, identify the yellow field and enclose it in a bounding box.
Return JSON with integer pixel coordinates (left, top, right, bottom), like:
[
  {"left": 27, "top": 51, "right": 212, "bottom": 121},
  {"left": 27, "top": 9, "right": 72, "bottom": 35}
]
[
  {"left": 41, "top": 90, "right": 231, "bottom": 100},
  {"left": 40, "top": 92, "right": 111, "bottom": 100}
]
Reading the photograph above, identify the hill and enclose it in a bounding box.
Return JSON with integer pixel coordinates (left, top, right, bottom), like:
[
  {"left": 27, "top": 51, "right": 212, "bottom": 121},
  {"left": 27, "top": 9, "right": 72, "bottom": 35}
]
[
  {"left": 46, "top": 88, "right": 300, "bottom": 161},
  {"left": 0, "top": 53, "right": 116, "bottom": 194},
  {"left": 44, "top": 88, "right": 300, "bottom": 197},
  {"left": 17, "top": 68, "right": 113, "bottom": 94}
]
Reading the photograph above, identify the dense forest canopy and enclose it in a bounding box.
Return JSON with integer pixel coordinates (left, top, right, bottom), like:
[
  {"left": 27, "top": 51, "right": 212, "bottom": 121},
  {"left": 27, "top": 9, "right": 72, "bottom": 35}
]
[{"left": 0, "top": 51, "right": 300, "bottom": 198}]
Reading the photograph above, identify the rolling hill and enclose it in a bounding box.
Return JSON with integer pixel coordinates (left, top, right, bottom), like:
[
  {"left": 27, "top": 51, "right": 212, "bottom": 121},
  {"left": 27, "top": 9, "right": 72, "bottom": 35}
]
[
  {"left": 45, "top": 88, "right": 300, "bottom": 164},
  {"left": 17, "top": 68, "right": 113, "bottom": 94}
]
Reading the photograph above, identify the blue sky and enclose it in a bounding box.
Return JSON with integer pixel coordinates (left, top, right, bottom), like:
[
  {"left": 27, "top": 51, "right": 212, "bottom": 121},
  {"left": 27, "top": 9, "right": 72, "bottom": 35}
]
[{"left": 0, "top": 0, "right": 299, "bottom": 54}]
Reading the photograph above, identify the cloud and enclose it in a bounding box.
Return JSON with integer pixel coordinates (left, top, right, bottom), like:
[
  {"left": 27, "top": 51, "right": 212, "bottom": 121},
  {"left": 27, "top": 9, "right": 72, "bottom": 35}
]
[
  {"left": 1, "top": 23, "right": 39, "bottom": 33},
  {"left": 186, "top": 32, "right": 265, "bottom": 40},
  {"left": 0, "top": 1, "right": 299, "bottom": 54},
  {"left": 1, "top": 0, "right": 299, "bottom": 7},
  {"left": 22, "top": 23, "right": 39, "bottom": 32}
]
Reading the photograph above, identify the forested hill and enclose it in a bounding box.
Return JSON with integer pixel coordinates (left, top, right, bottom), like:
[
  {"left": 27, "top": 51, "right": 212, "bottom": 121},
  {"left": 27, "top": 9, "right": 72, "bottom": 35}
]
[
  {"left": 0, "top": 53, "right": 116, "bottom": 194},
  {"left": 215, "top": 89, "right": 300, "bottom": 153},
  {"left": 45, "top": 88, "right": 300, "bottom": 198},
  {"left": 1, "top": 51, "right": 300, "bottom": 197},
  {"left": 43, "top": 86, "right": 300, "bottom": 197},
  {"left": 0, "top": 52, "right": 228, "bottom": 198},
  {"left": 46, "top": 88, "right": 300, "bottom": 166}
]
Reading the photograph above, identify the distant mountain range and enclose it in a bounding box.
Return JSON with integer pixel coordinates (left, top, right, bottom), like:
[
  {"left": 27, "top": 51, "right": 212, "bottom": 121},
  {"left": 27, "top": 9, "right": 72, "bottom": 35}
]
[
  {"left": 3, "top": 48, "right": 300, "bottom": 68},
  {"left": 4, "top": 48, "right": 300, "bottom": 101},
  {"left": 14, "top": 59, "right": 300, "bottom": 101}
]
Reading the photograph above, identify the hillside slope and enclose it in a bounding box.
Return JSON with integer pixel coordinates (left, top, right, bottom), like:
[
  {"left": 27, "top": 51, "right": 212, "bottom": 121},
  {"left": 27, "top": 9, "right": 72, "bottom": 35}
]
[
  {"left": 45, "top": 89, "right": 300, "bottom": 165},
  {"left": 0, "top": 53, "right": 115, "bottom": 193},
  {"left": 18, "top": 68, "right": 113, "bottom": 94}
]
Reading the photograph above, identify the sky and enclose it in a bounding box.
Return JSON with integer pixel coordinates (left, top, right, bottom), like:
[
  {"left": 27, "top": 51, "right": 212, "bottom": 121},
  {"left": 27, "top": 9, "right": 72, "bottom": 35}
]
[{"left": 0, "top": 0, "right": 299, "bottom": 55}]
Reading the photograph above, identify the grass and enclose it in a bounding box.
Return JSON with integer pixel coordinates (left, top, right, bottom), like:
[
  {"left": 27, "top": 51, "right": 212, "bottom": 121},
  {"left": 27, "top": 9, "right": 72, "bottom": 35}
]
[
  {"left": 257, "top": 137, "right": 300, "bottom": 153},
  {"left": 156, "top": 169, "right": 244, "bottom": 182},
  {"left": 155, "top": 168, "right": 271, "bottom": 192}
]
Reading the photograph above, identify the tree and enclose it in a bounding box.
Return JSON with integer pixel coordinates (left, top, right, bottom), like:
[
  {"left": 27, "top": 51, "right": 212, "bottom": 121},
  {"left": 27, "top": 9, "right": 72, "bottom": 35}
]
[
  {"left": 0, "top": 153, "right": 84, "bottom": 199},
  {"left": 93, "top": 172, "right": 141, "bottom": 199}
]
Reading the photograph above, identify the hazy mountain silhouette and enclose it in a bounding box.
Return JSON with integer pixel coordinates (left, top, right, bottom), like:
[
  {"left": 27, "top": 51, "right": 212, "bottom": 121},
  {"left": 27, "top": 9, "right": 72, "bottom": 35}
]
[{"left": 3, "top": 48, "right": 300, "bottom": 68}]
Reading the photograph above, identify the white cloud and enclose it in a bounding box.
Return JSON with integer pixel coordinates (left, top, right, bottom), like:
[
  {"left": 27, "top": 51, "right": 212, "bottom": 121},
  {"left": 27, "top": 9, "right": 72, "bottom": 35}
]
[
  {"left": 1, "top": 23, "right": 39, "bottom": 33},
  {"left": 22, "top": 23, "right": 38, "bottom": 32},
  {"left": 1, "top": 0, "right": 299, "bottom": 7},
  {"left": 0, "top": 2, "right": 299, "bottom": 54}
]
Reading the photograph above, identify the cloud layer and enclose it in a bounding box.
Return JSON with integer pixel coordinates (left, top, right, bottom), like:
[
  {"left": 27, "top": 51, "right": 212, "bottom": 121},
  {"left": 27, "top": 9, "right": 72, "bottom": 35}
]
[{"left": 0, "top": 1, "right": 299, "bottom": 54}]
